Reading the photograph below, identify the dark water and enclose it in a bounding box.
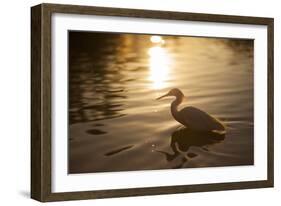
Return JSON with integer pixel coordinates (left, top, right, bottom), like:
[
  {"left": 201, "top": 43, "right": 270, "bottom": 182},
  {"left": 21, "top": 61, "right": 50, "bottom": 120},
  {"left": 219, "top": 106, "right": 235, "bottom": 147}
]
[{"left": 68, "top": 32, "right": 254, "bottom": 173}]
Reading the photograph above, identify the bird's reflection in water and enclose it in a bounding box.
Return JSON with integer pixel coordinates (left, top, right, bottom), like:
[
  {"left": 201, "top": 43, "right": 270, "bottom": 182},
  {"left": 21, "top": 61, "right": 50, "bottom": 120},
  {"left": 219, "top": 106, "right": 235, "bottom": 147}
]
[{"left": 157, "top": 127, "right": 225, "bottom": 168}]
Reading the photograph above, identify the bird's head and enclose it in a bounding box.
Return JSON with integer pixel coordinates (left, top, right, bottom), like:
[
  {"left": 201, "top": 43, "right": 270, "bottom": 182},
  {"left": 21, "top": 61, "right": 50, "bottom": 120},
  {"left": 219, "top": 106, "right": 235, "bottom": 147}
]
[{"left": 156, "top": 88, "right": 185, "bottom": 100}]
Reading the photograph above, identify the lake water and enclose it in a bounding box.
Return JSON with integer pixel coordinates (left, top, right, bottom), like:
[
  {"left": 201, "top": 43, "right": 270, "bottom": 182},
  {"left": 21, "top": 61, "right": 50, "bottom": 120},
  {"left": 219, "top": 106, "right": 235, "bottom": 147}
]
[{"left": 68, "top": 32, "right": 254, "bottom": 173}]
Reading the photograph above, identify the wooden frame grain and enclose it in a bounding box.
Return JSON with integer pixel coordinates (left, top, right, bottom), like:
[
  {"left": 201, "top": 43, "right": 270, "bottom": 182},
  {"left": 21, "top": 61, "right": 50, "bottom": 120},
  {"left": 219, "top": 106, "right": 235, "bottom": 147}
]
[{"left": 31, "top": 3, "right": 274, "bottom": 202}]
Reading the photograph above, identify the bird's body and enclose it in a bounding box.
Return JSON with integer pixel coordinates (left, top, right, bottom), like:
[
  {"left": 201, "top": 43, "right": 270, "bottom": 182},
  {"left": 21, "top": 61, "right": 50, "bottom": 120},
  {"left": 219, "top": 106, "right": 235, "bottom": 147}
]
[
  {"left": 157, "top": 88, "right": 225, "bottom": 133},
  {"left": 173, "top": 106, "right": 225, "bottom": 132}
]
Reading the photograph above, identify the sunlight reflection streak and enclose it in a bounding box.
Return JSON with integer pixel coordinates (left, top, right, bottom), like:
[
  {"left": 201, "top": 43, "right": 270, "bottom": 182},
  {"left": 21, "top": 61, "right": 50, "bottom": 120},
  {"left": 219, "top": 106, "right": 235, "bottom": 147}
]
[{"left": 148, "top": 46, "right": 171, "bottom": 90}]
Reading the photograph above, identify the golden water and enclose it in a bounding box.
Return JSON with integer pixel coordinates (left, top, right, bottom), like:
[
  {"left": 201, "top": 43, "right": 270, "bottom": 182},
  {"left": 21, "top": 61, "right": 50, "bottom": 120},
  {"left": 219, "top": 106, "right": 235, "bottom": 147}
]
[{"left": 68, "top": 32, "right": 254, "bottom": 173}]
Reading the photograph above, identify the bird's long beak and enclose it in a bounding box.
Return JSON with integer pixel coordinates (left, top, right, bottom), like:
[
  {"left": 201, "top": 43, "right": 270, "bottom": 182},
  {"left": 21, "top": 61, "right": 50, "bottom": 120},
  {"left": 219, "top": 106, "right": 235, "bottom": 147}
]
[{"left": 156, "top": 93, "right": 169, "bottom": 100}]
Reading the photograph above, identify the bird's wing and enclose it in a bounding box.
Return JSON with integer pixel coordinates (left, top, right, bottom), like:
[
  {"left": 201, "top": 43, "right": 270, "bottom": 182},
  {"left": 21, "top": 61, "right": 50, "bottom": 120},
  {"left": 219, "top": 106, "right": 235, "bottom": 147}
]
[{"left": 178, "top": 106, "right": 225, "bottom": 132}]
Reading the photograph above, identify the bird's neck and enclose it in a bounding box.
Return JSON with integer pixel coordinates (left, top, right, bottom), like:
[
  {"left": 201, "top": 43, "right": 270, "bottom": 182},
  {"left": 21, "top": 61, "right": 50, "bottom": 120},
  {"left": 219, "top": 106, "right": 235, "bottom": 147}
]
[{"left": 171, "top": 96, "right": 182, "bottom": 121}]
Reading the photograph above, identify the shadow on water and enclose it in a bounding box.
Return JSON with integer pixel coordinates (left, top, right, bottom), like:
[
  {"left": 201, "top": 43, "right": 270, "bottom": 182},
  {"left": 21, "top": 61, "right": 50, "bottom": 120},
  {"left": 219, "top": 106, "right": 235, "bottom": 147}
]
[
  {"left": 157, "top": 127, "right": 225, "bottom": 168},
  {"left": 104, "top": 145, "right": 134, "bottom": 156},
  {"left": 87, "top": 129, "right": 107, "bottom": 135}
]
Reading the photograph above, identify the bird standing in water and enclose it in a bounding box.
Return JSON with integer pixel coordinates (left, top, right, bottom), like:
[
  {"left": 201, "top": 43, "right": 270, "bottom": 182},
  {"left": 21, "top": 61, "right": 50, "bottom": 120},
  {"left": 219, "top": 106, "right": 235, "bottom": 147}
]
[{"left": 157, "top": 88, "right": 225, "bottom": 133}]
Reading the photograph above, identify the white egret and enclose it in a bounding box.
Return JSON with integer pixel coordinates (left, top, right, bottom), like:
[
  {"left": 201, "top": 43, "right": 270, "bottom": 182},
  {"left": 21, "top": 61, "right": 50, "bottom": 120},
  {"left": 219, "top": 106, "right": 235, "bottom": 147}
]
[{"left": 157, "top": 88, "right": 225, "bottom": 133}]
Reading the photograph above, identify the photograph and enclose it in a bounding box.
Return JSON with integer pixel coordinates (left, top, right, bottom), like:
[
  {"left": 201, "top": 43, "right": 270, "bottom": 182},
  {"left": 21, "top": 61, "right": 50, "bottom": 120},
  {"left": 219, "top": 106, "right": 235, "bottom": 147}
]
[
  {"left": 30, "top": 3, "right": 274, "bottom": 201},
  {"left": 68, "top": 31, "right": 254, "bottom": 174}
]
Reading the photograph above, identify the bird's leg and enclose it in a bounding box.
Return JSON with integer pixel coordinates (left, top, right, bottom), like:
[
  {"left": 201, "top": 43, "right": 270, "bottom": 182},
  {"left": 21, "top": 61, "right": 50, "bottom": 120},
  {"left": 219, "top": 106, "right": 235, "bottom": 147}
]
[
  {"left": 167, "top": 141, "right": 180, "bottom": 161},
  {"left": 155, "top": 140, "right": 180, "bottom": 162}
]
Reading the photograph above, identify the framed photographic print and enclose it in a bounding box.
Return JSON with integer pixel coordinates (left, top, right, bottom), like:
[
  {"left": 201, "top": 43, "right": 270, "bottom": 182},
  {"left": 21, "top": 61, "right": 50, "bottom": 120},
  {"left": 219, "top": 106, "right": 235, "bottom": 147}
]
[{"left": 31, "top": 3, "right": 274, "bottom": 202}]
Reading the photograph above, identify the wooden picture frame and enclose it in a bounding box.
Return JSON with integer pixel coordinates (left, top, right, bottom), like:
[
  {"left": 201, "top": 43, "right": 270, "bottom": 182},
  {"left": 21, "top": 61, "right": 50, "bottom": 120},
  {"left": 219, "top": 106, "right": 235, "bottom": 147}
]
[{"left": 31, "top": 3, "right": 274, "bottom": 202}]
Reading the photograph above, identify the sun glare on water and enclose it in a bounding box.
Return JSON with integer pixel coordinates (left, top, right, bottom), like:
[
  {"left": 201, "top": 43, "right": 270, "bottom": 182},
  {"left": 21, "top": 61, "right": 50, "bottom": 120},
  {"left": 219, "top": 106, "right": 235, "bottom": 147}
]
[
  {"left": 148, "top": 45, "right": 171, "bottom": 90},
  {"left": 150, "top": 35, "right": 165, "bottom": 44}
]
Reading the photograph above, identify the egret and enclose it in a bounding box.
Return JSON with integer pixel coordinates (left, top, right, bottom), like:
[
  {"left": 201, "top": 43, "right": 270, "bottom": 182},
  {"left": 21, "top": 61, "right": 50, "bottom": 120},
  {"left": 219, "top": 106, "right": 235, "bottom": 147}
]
[{"left": 157, "top": 88, "right": 226, "bottom": 133}]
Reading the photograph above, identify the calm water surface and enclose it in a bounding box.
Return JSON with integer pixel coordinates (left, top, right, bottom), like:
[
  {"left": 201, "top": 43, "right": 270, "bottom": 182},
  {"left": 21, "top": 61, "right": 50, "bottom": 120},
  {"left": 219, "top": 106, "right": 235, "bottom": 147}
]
[{"left": 68, "top": 32, "right": 254, "bottom": 173}]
